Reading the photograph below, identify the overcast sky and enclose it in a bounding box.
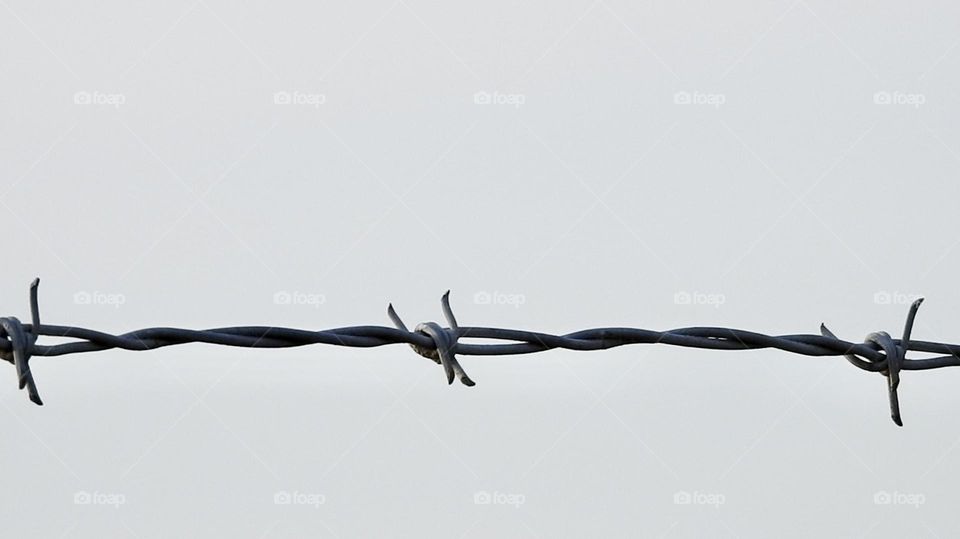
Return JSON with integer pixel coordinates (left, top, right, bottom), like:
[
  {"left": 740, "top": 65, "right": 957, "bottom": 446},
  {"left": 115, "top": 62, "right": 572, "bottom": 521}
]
[{"left": 3, "top": 1, "right": 960, "bottom": 537}]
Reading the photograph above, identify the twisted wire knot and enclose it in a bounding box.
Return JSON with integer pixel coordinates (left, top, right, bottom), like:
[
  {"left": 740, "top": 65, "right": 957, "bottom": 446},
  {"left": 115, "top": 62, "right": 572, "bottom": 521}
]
[
  {"left": 387, "top": 291, "right": 475, "bottom": 386},
  {"left": 821, "top": 298, "right": 923, "bottom": 427},
  {"left": 1, "top": 279, "right": 43, "bottom": 405}
]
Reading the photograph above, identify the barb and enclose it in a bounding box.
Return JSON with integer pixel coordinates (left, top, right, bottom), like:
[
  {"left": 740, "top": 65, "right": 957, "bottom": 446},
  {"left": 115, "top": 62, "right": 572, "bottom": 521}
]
[{"left": 3, "top": 279, "right": 959, "bottom": 426}]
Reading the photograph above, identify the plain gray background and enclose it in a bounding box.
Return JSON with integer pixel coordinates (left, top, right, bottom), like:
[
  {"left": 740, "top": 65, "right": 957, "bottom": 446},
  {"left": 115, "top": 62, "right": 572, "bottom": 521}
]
[{"left": 2, "top": 0, "right": 960, "bottom": 537}]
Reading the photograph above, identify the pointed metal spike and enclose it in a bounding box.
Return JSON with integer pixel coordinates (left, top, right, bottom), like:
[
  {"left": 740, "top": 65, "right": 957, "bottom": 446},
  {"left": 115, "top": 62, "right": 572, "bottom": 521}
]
[
  {"left": 889, "top": 375, "right": 902, "bottom": 426},
  {"left": 901, "top": 298, "right": 923, "bottom": 347},
  {"left": 29, "top": 278, "right": 41, "bottom": 329},
  {"left": 387, "top": 303, "right": 408, "bottom": 332},
  {"left": 440, "top": 291, "right": 458, "bottom": 331}
]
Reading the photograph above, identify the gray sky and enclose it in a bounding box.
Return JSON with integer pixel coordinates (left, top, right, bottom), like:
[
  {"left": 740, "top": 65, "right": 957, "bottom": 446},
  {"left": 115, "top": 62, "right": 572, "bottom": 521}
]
[{"left": 2, "top": 0, "right": 960, "bottom": 537}]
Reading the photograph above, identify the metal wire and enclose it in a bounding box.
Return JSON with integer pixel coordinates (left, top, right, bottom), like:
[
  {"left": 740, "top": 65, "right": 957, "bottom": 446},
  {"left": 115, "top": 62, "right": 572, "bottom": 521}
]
[{"left": 3, "top": 279, "right": 959, "bottom": 426}]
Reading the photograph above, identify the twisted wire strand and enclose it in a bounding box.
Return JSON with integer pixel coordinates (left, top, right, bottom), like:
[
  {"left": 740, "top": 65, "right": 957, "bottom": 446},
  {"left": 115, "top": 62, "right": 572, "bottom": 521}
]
[{"left": 2, "top": 279, "right": 958, "bottom": 425}]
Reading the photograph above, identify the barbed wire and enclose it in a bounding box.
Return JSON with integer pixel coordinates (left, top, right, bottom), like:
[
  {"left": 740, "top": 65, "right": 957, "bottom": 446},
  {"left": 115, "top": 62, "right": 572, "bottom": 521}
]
[{"left": 3, "top": 279, "right": 959, "bottom": 426}]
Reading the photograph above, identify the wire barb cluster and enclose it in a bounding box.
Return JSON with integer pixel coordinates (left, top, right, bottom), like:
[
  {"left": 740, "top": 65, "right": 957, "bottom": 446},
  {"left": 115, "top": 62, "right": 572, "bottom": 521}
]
[{"left": 3, "top": 279, "right": 959, "bottom": 426}]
